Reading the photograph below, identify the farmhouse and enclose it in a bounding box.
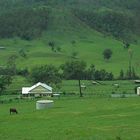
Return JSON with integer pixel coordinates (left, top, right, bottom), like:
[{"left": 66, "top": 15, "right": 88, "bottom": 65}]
[
  {"left": 134, "top": 80, "right": 140, "bottom": 84},
  {"left": 22, "top": 82, "right": 52, "bottom": 97},
  {"left": 137, "top": 87, "right": 140, "bottom": 95},
  {"left": 0, "top": 46, "right": 6, "bottom": 49}
]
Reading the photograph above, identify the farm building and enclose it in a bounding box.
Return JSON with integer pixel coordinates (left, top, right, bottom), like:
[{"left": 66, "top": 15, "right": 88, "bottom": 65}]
[
  {"left": 137, "top": 87, "right": 140, "bottom": 95},
  {"left": 134, "top": 80, "right": 140, "bottom": 84},
  {"left": 22, "top": 82, "right": 52, "bottom": 97}
]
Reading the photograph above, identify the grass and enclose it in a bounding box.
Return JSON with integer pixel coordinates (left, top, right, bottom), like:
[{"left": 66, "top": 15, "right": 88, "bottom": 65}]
[
  {"left": 4, "top": 79, "right": 138, "bottom": 96},
  {"left": 0, "top": 96, "right": 140, "bottom": 140}
]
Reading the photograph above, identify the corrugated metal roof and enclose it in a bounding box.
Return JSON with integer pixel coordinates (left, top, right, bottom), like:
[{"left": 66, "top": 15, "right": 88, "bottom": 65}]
[
  {"left": 29, "top": 82, "right": 52, "bottom": 91},
  {"left": 22, "top": 82, "right": 52, "bottom": 94},
  {"left": 22, "top": 87, "right": 31, "bottom": 94}
]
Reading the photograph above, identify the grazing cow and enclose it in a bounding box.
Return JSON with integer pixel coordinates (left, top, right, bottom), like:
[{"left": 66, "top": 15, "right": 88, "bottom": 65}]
[{"left": 10, "top": 108, "right": 18, "bottom": 114}]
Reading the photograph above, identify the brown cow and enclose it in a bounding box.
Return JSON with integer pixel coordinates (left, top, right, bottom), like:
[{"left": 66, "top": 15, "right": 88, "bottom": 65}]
[{"left": 10, "top": 108, "right": 18, "bottom": 114}]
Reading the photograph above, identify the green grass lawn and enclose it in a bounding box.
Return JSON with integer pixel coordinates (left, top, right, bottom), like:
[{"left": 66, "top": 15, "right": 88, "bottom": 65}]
[{"left": 0, "top": 97, "right": 140, "bottom": 140}]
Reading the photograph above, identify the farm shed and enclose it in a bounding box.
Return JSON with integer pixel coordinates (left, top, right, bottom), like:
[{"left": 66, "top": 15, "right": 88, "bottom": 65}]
[
  {"left": 137, "top": 87, "right": 140, "bottom": 95},
  {"left": 22, "top": 82, "right": 52, "bottom": 97}
]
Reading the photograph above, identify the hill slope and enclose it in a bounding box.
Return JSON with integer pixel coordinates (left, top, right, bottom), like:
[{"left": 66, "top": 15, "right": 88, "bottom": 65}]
[{"left": 0, "top": 0, "right": 139, "bottom": 77}]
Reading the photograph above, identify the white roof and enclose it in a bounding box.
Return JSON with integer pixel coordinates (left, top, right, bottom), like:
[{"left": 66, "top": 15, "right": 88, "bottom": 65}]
[
  {"left": 30, "top": 82, "right": 52, "bottom": 91},
  {"left": 22, "top": 82, "right": 52, "bottom": 95},
  {"left": 37, "top": 100, "right": 54, "bottom": 103},
  {"left": 22, "top": 87, "right": 31, "bottom": 94}
]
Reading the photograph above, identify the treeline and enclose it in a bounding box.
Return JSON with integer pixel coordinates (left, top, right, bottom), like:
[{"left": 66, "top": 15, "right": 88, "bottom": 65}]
[
  {"left": 0, "top": 60, "right": 114, "bottom": 92},
  {"left": 119, "top": 68, "right": 139, "bottom": 80},
  {"left": 1, "top": 59, "right": 139, "bottom": 85},
  {"left": 60, "top": 61, "right": 113, "bottom": 81},
  {"left": 1, "top": 59, "right": 140, "bottom": 94},
  {"left": 74, "top": 9, "right": 137, "bottom": 42},
  {"left": 0, "top": 7, "right": 48, "bottom": 40}
]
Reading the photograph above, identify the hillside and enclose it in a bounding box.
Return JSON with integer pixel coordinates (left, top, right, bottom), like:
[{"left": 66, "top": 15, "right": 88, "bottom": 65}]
[{"left": 0, "top": 0, "right": 139, "bottom": 77}]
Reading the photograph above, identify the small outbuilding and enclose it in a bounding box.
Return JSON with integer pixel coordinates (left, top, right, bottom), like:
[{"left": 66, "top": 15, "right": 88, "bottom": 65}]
[
  {"left": 137, "top": 87, "right": 140, "bottom": 95},
  {"left": 22, "top": 82, "right": 52, "bottom": 97}
]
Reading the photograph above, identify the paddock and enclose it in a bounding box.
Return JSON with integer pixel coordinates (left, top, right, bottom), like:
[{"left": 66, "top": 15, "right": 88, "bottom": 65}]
[{"left": 0, "top": 97, "right": 140, "bottom": 140}]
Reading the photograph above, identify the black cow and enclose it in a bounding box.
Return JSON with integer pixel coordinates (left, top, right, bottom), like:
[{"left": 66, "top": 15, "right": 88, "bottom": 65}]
[{"left": 10, "top": 108, "right": 18, "bottom": 114}]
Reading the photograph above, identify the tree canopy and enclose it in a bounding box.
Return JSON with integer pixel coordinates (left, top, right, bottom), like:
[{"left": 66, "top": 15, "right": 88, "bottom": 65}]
[
  {"left": 103, "top": 49, "right": 113, "bottom": 60},
  {"left": 0, "top": 7, "right": 48, "bottom": 40},
  {"left": 30, "top": 64, "right": 61, "bottom": 85}
]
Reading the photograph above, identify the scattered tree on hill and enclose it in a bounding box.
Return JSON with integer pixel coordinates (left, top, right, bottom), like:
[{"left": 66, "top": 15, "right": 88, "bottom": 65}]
[
  {"left": 71, "top": 51, "right": 78, "bottom": 59},
  {"left": 71, "top": 40, "right": 76, "bottom": 46},
  {"left": 103, "top": 49, "right": 113, "bottom": 60},
  {"left": 48, "top": 41, "right": 56, "bottom": 52},
  {"left": 56, "top": 46, "right": 61, "bottom": 52},
  {"left": 19, "top": 49, "right": 27, "bottom": 58}
]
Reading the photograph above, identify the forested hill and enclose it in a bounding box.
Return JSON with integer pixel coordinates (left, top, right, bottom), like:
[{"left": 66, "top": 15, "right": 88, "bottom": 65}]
[
  {"left": 0, "top": 0, "right": 139, "bottom": 12},
  {"left": 0, "top": 0, "right": 139, "bottom": 42}
]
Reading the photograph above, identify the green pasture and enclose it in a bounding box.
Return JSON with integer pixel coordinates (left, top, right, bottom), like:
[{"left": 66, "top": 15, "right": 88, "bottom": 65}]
[
  {"left": 4, "top": 78, "right": 139, "bottom": 96},
  {"left": 0, "top": 97, "right": 140, "bottom": 140},
  {"left": 60, "top": 80, "right": 137, "bottom": 95}
]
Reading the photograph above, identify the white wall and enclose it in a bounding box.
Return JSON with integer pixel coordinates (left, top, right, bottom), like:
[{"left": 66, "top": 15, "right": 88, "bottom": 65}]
[{"left": 137, "top": 87, "right": 140, "bottom": 95}]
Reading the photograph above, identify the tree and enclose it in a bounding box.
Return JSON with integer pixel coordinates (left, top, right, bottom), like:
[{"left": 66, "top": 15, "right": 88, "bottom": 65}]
[
  {"left": 56, "top": 46, "right": 61, "bottom": 52},
  {"left": 19, "top": 49, "right": 27, "bottom": 58},
  {"left": 61, "top": 60, "right": 87, "bottom": 97},
  {"left": 0, "top": 7, "right": 48, "bottom": 40},
  {"left": 103, "top": 49, "right": 112, "bottom": 60},
  {"left": 86, "top": 64, "right": 96, "bottom": 80},
  {"left": 0, "top": 75, "right": 12, "bottom": 95},
  {"left": 30, "top": 65, "right": 61, "bottom": 86},
  {"left": 126, "top": 48, "right": 133, "bottom": 79},
  {"left": 48, "top": 41, "right": 55, "bottom": 52},
  {"left": 131, "top": 67, "right": 137, "bottom": 79},
  {"left": 123, "top": 41, "right": 130, "bottom": 49},
  {"left": 119, "top": 69, "right": 124, "bottom": 79},
  {"left": 71, "top": 51, "right": 78, "bottom": 59},
  {"left": 7, "top": 54, "right": 18, "bottom": 76}
]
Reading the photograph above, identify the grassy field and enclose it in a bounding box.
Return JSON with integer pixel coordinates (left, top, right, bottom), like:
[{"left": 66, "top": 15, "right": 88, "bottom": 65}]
[
  {"left": 0, "top": 96, "right": 140, "bottom": 140},
  {"left": 4, "top": 78, "right": 139, "bottom": 96}
]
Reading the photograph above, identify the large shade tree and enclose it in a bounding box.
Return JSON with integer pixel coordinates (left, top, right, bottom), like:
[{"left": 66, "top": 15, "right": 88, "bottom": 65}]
[
  {"left": 61, "top": 60, "right": 87, "bottom": 97},
  {"left": 30, "top": 65, "right": 61, "bottom": 86}
]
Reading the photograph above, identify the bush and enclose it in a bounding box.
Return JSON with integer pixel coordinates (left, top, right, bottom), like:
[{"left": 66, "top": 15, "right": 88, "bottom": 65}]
[{"left": 103, "top": 49, "right": 113, "bottom": 60}]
